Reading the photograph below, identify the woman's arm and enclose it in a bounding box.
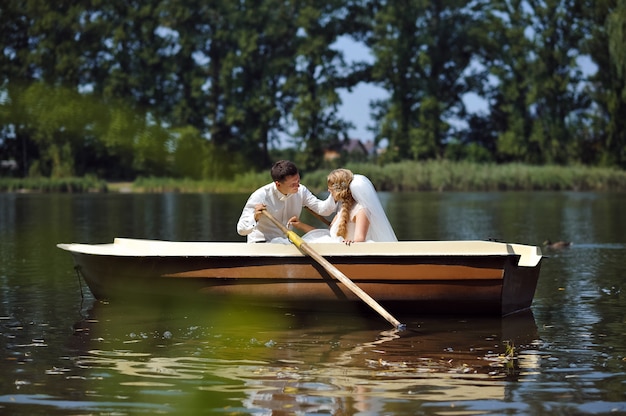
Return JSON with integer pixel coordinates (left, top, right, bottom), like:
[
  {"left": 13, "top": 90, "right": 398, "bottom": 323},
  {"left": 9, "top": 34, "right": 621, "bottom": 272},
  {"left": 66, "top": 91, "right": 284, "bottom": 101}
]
[{"left": 351, "top": 210, "right": 370, "bottom": 243}]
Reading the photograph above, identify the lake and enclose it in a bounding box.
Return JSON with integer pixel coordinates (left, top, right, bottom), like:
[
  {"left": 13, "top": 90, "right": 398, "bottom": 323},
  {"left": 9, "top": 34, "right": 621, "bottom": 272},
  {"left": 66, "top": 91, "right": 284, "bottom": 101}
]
[{"left": 1, "top": 191, "right": 625, "bottom": 415}]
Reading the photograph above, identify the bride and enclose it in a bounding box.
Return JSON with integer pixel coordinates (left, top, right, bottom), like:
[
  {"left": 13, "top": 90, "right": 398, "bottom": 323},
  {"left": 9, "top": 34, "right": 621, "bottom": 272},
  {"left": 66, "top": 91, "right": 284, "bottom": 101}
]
[{"left": 273, "top": 168, "right": 397, "bottom": 243}]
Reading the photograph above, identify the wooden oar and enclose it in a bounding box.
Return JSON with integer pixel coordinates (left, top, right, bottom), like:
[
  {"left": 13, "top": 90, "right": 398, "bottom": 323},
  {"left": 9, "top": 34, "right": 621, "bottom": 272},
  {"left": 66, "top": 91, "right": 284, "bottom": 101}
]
[{"left": 262, "top": 209, "right": 405, "bottom": 330}]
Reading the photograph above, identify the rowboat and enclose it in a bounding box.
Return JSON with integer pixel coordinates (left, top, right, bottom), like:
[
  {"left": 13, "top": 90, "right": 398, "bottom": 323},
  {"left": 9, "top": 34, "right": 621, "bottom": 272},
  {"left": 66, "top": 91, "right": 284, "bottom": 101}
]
[{"left": 57, "top": 238, "right": 543, "bottom": 317}]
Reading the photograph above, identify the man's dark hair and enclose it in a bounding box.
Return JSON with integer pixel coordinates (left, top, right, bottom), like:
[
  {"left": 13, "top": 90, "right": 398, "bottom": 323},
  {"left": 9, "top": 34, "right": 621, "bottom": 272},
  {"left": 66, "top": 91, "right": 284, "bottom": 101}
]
[{"left": 271, "top": 160, "right": 299, "bottom": 182}]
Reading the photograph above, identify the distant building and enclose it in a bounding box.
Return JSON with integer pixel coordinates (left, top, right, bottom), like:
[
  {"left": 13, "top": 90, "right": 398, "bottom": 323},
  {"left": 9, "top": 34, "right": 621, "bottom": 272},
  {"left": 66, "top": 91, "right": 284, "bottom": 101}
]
[
  {"left": 1, "top": 159, "right": 18, "bottom": 171},
  {"left": 323, "top": 139, "right": 375, "bottom": 162}
]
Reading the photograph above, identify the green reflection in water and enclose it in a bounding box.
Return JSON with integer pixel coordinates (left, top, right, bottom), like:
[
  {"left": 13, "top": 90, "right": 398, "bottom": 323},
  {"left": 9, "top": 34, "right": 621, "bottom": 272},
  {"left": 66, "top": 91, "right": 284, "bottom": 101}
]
[{"left": 65, "top": 297, "right": 537, "bottom": 414}]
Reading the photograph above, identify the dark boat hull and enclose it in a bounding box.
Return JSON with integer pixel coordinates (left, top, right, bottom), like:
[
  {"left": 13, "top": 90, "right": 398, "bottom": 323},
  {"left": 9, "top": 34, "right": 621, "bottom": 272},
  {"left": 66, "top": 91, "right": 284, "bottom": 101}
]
[{"left": 59, "top": 238, "right": 543, "bottom": 316}]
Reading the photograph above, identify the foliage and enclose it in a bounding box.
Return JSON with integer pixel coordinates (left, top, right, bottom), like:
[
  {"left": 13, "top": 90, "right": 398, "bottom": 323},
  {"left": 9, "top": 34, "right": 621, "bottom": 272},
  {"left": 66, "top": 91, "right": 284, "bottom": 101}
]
[
  {"left": 299, "top": 161, "right": 626, "bottom": 192},
  {"left": 1, "top": 0, "right": 625, "bottom": 180},
  {"left": 113, "top": 161, "right": 626, "bottom": 193},
  {"left": 583, "top": 0, "right": 626, "bottom": 168},
  {"left": 3, "top": 161, "right": 624, "bottom": 193},
  {"left": 368, "top": 0, "right": 489, "bottom": 161}
]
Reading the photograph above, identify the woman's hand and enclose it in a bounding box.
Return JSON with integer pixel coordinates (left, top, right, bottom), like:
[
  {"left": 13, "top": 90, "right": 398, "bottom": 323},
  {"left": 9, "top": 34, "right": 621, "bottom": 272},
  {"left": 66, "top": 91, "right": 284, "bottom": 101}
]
[{"left": 286, "top": 215, "right": 298, "bottom": 229}]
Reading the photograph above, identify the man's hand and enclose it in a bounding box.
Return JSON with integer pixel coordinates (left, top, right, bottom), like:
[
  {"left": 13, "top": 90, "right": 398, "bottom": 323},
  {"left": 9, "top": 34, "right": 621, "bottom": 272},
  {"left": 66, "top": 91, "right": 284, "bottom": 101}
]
[{"left": 254, "top": 204, "right": 266, "bottom": 222}]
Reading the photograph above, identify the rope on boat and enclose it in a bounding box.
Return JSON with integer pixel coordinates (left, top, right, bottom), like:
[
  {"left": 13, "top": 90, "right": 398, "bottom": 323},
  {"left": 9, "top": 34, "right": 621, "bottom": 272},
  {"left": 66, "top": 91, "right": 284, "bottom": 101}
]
[
  {"left": 74, "top": 265, "right": 85, "bottom": 301},
  {"left": 73, "top": 265, "right": 90, "bottom": 320}
]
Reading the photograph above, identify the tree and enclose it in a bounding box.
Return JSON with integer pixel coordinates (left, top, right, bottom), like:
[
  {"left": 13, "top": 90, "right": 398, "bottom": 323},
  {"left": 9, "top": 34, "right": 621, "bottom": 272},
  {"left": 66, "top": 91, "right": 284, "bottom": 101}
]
[
  {"left": 478, "top": 0, "right": 535, "bottom": 162},
  {"left": 158, "top": 1, "right": 237, "bottom": 141},
  {"left": 524, "top": 0, "right": 590, "bottom": 164},
  {"left": 368, "top": 0, "right": 489, "bottom": 161},
  {"left": 584, "top": 0, "right": 626, "bottom": 168},
  {"left": 211, "top": 0, "right": 298, "bottom": 169},
  {"left": 285, "top": 0, "right": 356, "bottom": 171},
  {"left": 2, "top": 0, "right": 624, "bottom": 179},
  {"left": 476, "top": 0, "right": 592, "bottom": 164}
]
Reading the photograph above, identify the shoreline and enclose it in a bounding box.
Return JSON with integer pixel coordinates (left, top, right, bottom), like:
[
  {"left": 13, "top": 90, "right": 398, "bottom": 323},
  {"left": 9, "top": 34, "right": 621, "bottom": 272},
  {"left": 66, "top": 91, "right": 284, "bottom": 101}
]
[{"left": 2, "top": 161, "right": 626, "bottom": 193}]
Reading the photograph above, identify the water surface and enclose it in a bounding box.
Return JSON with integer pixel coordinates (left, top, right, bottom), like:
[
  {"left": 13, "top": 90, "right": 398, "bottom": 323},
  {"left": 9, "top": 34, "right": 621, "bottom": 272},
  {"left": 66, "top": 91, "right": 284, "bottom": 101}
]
[{"left": 1, "top": 191, "right": 625, "bottom": 415}]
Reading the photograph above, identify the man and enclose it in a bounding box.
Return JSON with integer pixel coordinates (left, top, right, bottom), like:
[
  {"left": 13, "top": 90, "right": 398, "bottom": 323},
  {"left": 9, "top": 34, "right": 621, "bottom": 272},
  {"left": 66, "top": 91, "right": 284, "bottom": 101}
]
[{"left": 237, "top": 160, "right": 336, "bottom": 243}]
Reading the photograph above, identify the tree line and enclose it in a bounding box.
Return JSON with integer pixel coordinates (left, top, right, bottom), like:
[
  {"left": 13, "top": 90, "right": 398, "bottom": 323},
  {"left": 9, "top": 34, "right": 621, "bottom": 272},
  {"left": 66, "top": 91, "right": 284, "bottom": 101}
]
[{"left": 1, "top": 0, "right": 625, "bottom": 180}]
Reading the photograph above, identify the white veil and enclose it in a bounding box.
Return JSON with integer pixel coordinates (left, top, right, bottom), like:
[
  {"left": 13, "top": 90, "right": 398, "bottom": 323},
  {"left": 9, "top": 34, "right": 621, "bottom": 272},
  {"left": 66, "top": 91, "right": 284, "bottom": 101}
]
[{"left": 350, "top": 174, "right": 398, "bottom": 242}]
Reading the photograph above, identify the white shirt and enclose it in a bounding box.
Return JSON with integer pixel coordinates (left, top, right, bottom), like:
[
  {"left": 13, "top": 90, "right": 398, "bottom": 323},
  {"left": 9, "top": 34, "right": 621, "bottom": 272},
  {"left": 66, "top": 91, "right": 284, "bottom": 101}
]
[{"left": 237, "top": 183, "right": 337, "bottom": 243}]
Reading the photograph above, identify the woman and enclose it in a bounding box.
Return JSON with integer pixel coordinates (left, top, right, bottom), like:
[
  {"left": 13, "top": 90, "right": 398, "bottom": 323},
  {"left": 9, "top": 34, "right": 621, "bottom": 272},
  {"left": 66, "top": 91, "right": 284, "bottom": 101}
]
[{"left": 284, "top": 168, "right": 397, "bottom": 243}]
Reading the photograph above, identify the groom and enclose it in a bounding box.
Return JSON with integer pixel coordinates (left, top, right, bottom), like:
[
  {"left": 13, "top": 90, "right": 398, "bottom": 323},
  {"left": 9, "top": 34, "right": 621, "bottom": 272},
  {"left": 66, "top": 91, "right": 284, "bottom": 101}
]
[{"left": 236, "top": 160, "right": 336, "bottom": 243}]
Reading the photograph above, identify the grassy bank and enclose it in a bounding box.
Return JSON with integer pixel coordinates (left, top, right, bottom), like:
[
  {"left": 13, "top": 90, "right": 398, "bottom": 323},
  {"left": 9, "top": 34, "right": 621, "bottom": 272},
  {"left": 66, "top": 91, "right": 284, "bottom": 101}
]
[
  {"left": 0, "top": 175, "right": 107, "bottom": 193},
  {"left": 135, "top": 161, "right": 626, "bottom": 193},
  {"left": 2, "top": 161, "right": 626, "bottom": 193},
  {"left": 332, "top": 161, "right": 626, "bottom": 192}
]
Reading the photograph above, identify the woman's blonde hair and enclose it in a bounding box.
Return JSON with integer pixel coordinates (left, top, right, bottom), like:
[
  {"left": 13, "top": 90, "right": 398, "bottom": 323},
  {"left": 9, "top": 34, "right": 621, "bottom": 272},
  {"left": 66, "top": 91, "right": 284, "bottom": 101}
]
[{"left": 327, "top": 169, "right": 354, "bottom": 239}]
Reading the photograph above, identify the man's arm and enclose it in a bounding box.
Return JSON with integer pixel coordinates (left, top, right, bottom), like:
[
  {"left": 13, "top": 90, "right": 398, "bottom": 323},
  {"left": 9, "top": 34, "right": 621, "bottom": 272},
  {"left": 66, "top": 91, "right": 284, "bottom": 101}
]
[
  {"left": 237, "top": 189, "right": 265, "bottom": 236},
  {"left": 302, "top": 186, "right": 337, "bottom": 216}
]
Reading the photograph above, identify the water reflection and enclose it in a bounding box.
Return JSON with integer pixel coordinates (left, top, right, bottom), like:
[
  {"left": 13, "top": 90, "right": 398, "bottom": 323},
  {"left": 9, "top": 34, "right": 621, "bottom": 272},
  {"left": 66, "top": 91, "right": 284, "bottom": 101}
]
[{"left": 65, "top": 300, "right": 539, "bottom": 414}]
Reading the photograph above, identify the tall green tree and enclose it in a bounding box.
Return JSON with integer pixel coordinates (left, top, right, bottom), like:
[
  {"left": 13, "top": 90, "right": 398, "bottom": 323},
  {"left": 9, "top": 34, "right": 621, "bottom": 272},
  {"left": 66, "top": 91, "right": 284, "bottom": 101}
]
[
  {"left": 477, "top": 0, "right": 591, "bottom": 164},
  {"left": 1, "top": 0, "right": 109, "bottom": 176},
  {"left": 584, "top": 0, "right": 626, "bottom": 168},
  {"left": 214, "top": 0, "right": 298, "bottom": 169},
  {"left": 368, "top": 0, "right": 488, "bottom": 161},
  {"left": 156, "top": 1, "right": 250, "bottom": 178},
  {"left": 478, "top": 0, "right": 536, "bottom": 162},
  {"left": 286, "top": 0, "right": 355, "bottom": 171},
  {"left": 605, "top": 0, "right": 626, "bottom": 167},
  {"left": 524, "top": 0, "right": 590, "bottom": 164},
  {"left": 158, "top": 1, "right": 236, "bottom": 139}
]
